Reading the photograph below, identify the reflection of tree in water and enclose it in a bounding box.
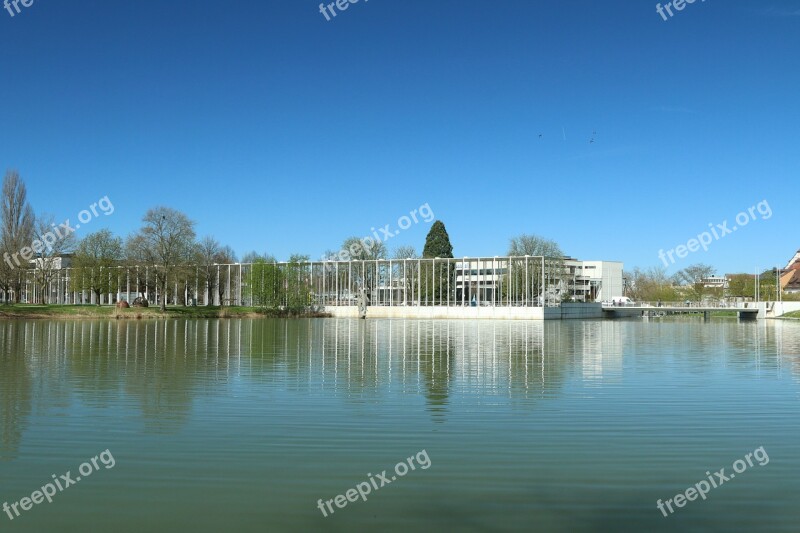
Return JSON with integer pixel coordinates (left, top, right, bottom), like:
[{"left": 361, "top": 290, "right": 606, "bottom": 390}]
[
  {"left": 416, "top": 321, "right": 454, "bottom": 419},
  {"left": 0, "top": 322, "right": 32, "bottom": 461},
  {"left": 243, "top": 319, "right": 573, "bottom": 418},
  {"left": 16, "top": 318, "right": 794, "bottom": 446},
  {"left": 3, "top": 320, "right": 250, "bottom": 436},
  {"left": 109, "top": 320, "right": 245, "bottom": 433}
]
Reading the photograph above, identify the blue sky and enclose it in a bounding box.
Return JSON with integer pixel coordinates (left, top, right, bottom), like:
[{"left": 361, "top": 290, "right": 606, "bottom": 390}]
[{"left": 1, "top": 0, "right": 798, "bottom": 274}]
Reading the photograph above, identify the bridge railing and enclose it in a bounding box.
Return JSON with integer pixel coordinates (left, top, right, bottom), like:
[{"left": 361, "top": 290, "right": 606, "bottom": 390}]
[{"left": 617, "top": 301, "right": 745, "bottom": 309}]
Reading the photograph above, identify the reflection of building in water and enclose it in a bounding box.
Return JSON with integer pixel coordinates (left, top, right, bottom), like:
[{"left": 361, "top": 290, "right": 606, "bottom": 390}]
[
  {"left": 6, "top": 318, "right": 799, "bottom": 449},
  {"left": 576, "top": 322, "right": 624, "bottom": 382},
  {"left": 298, "top": 320, "right": 553, "bottom": 397},
  {"left": 772, "top": 321, "right": 800, "bottom": 384},
  {"left": 306, "top": 319, "right": 566, "bottom": 415}
]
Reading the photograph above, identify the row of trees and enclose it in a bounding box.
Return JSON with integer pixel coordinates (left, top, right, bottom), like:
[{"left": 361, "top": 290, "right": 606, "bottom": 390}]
[
  {"left": 2, "top": 169, "right": 571, "bottom": 309},
  {"left": 626, "top": 263, "right": 794, "bottom": 303},
  {"left": 0, "top": 171, "right": 81, "bottom": 304},
  {"left": 0, "top": 171, "right": 237, "bottom": 310}
]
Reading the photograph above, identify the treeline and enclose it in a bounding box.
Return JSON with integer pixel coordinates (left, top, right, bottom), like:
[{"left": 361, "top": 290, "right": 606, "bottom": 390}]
[
  {"left": 0, "top": 171, "right": 244, "bottom": 309},
  {"left": 1, "top": 169, "right": 572, "bottom": 309},
  {"left": 626, "top": 264, "right": 795, "bottom": 302}
]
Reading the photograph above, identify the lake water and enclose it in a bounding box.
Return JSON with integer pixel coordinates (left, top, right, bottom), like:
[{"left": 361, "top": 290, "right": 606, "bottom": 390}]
[{"left": 2, "top": 318, "right": 800, "bottom": 532}]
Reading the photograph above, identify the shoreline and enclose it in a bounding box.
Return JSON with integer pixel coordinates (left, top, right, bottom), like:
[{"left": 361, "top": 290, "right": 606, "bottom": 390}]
[{"left": 0, "top": 305, "right": 331, "bottom": 320}]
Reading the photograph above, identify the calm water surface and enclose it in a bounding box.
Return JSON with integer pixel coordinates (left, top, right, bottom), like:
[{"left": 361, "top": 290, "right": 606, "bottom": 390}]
[{"left": 2, "top": 318, "right": 800, "bottom": 532}]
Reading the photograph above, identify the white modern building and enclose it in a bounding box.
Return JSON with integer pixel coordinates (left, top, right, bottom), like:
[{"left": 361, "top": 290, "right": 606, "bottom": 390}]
[
  {"left": 453, "top": 257, "right": 624, "bottom": 305},
  {"left": 564, "top": 259, "right": 624, "bottom": 303}
]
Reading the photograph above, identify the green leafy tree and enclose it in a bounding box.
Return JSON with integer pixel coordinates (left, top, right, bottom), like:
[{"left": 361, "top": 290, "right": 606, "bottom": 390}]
[
  {"left": 285, "top": 254, "right": 312, "bottom": 309},
  {"left": 247, "top": 254, "right": 283, "bottom": 308},
  {"left": 71, "top": 229, "right": 123, "bottom": 304},
  {"left": 727, "top": 274, "right": 755, "bottom": 299}
]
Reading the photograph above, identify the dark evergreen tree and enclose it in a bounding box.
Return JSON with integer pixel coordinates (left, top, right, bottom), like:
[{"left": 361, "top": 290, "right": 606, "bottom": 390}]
[
  {"left": 421, "top": 221, "right": 454, "bottom": 304},
  {"left": 422, "top": 221, "right": 454, "bottom": 259}
]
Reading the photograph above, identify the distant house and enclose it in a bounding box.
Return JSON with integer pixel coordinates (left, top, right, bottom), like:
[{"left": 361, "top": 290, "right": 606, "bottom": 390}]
[
  {"left": 782, "top": 270, "right": 800, "bottom": 294},
  {"left": 701, "top": 276, "right": 728, "bottom": 290},
  {"left": 30, "top": 253, "right": 73, "bottom": 270},
  {"left": 781, "top": 251, "right": 800, "bottom": 294},
  {"left": 785, "top": 250, "right": 800, "bottom": 270}
]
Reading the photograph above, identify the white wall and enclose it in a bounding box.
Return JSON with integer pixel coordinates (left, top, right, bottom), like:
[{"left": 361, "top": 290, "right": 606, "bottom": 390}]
[
  {"left": 580, "top": 261, "right": 624, "bottom": 301},
  {"left": 323, "top": 305, "right": 545, "bottom": 320},
  {"left": 771, "top": 302, "right": 800, "bottom": 317}
]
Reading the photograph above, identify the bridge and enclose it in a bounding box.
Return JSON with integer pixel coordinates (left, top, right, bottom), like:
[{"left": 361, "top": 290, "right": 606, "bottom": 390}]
[{"left": 602, "top": 302, "right": 762, "bottom": 320}]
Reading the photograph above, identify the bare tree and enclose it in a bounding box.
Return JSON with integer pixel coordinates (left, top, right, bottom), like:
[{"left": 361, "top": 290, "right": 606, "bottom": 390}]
[
  {"left": 507, "top": 234, "right": 567, "bottom": 304},
  {"left": 673, "top": 264, "right": 716, "bottom": 285},
  {"left": 242, "top": 250, "right": 270, "bottom": 264},
  {"left": 0, "top": 171, "right": 35, "bottom": 303},
  {"left": 31, "top": 214, "right": 78, "bottom": 303},
  {"left": 507, "top": 234, "right": 563, "bottom": 257},
  {"left": 392, "top": 245, "right": 418, "bottom": 259},
  {"left": 392, "top": 246, "right": 418, "bottom": 304},
  {"left": 673, "top": 263, "right": 718, "bottom": 303},
  {"left": 340, "top": 236, "right": 387, "bottom": 261},
  {"left": 195, "top": 236, "right": 237, "bottom": 305},
  {"left": 126, "top": 207, "right": 196, "bottom": 311},
  {"left": 626, "top": 266, "right": 679, "bottom": 302}
]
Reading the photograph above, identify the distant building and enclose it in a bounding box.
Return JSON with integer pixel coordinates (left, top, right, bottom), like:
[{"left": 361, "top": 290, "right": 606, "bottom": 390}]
[
  {"left": 30, "top": 253, "right": 73, "bottom": 270},
  {"left": 781, "top": 251, "right": 800, "bottom": 294},
  {"left": 701, "top": 276, "right": 728, "bottom": 290},
  {"left": 781, "top": 270, "right": 800, "bottom": 294},
  {"left": 453, "top": 257, "right": 623, "bottom": 304},
  {"left": 565, "top": 259, "right": 624, "bottom": 302},
  {"left": 785, "top": 250, "right": 800, "bottom": 270}
]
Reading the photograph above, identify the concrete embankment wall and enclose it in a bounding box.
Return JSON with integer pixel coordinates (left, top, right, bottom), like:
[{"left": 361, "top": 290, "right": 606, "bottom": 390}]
[
  {"left": 323, "top": 306, "right": 545, "bottom": 320},
  {"left": 546, "top": 303, "right": 604, "bottom": 320},
  {"left": 322, "top": 304, "right": 605, "bottom": 320},
  {"left": 770, "top": 302, "right": 800, "bottom": 318}
]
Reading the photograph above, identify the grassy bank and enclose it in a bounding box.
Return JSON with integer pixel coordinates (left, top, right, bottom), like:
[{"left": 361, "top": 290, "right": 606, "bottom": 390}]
[
  {"left": 0, "top": 304, "right": 330, "bottom": 320},
  {"left": 710, "top": 311, "right": 739, "bottom": 318},
  {"left": 783, "top": 311, "right": 800, "bottom": 319}
]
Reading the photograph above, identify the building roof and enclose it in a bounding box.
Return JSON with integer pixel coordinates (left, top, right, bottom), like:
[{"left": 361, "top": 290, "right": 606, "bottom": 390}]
[
  {"left": 781, "top": 269, "right": 800, "bottom": 290},
  {"left": 786, "top": 250, "right": 800, "bottom": 270}
]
